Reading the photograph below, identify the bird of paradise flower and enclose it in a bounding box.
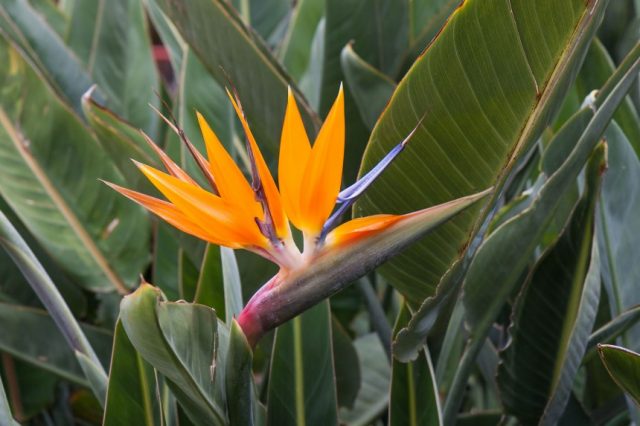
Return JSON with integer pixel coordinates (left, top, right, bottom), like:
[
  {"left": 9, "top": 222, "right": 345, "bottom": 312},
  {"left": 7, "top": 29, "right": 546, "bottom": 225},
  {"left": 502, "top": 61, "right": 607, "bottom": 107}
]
[{"left": 106, "top": 86, "right": 490, "bottom": 346}]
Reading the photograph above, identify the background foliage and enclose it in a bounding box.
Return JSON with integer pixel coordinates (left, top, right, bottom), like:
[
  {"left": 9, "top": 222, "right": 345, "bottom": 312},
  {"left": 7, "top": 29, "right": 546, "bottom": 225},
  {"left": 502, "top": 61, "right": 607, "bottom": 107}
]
[{"left": 0, "top": 0, "right": 639, "bottom": 425}]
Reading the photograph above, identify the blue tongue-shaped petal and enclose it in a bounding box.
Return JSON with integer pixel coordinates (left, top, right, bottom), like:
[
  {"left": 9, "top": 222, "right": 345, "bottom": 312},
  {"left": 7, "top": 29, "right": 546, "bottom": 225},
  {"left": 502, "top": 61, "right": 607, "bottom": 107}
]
[{"left": 319, "top": 119, "right": 423, "bottom": 241}]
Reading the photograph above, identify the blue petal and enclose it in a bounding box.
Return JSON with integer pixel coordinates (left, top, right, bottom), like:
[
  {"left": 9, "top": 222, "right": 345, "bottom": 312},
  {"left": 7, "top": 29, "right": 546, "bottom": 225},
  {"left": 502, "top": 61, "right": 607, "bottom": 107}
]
[{"left": 319, "top": 121, "right": 422, "bottom": 241}]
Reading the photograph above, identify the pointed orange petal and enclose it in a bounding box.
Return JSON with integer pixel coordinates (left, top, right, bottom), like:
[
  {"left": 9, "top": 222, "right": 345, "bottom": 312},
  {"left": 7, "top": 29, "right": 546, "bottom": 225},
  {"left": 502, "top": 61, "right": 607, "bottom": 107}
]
[
  {"left": 300, "top": 86, "right": 345, "bottom": 234},
  {"left": 104, "top": 181, "right": 238, "bottom": 246},
  {"left": 278, "top": 87, "right": 311, "bottom": 230},
  {"left": 325, "top": 214, "right": 404, "bottom": 248},
  {"left": 136, "top": 162, "right": 268, "bottom": 248},
  {"left": 141, "top": 132, "right": 198, "bottom": 186},
  {"left": 227, "top": 90, "right": 289, "bottom": 239},
  {"left": 196, "top": 112, "right": 261, "bottom": 219}
]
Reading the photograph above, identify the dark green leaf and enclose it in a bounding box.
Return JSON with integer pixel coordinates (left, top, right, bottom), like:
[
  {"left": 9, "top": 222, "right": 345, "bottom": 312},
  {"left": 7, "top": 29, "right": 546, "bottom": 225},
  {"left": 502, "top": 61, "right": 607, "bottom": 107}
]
[
  {"left": 587, "top": 306, "right": 640, "bottom": 356},
  {"left": 598, "top": 121, "right": 640, "bottom": 351},
  {"left": 279, "top": 0, "right": 325, "bottom": 82},
  {"left": 103, "top": 321, "right": 159, "bottom": 426},
  {"left": 152, "top": 0, "right": 319, "bottom": 159},
  {"left": 321, "top": 0, "right": 407, "bottom": 113},
  {"left": 389, "top": 303, "right": 441, "bottom": 426},
  {"left": 82, "top": 94, "right": 159, "bottom": 189},
  {"left": 28, "top": 0, "right": 67, "bottom": 37},
  {"left": 119, "top": 284, "right": 227, "bottom": 425},
  {"left": 576, "top": 39, "right": 640, "bottom": 153},
  {"left": 0, "top": 303, "right": 112, "bottom": 386},
  {"left": 340, "top": 44, "right": 396, "bottom": 131},
  {"left": 77, "top": 0, "right": 160, "bottom": 135},
  {"left": 598, "top": 344, "right": 640, "bottom": 405},
  {"left": 356, "top": 0, "right": 607, "bottom": 307},
  {"left": 404, "top": 0, "right": 459, "bottom": 68},
  {"left": 0, "top": 0, "right": 98, "bottom": 115},
  {"left": 396, "top": 36, "right": 640, "bottom": 364},
  {"left": 339, "top": 333, "right": 390, "bottom": 426},
  {"left": 0, "top": 39, "right": 150, "bottom": 293},
  {"left": 497, "top": 144, "right": 604, "bottom": 425},
  {"left": 332, "top": 318, "right": 360, "bottom": 409},
  {"left": 75, "top": 351, "right": 108, "bottom": 406},
  {"left": 267, "top": 302, "right": 338, "bottom": 426},
  {"left": 441, "top": 44, "right": 640, "bottom": 421},
  {"left": 225, "top": 320, "right": 255, "bottom": 426}
]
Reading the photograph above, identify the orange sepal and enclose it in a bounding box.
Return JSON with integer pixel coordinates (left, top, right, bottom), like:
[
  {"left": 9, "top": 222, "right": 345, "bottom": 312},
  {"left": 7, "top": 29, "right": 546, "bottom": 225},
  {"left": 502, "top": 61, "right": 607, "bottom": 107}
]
[
  {"left": 227, "top": 90, "right": 290, "bottom": 239},
  {"left": 325, "top": 214, "right": 404, "bottom": 248},
  {"left": 103, "top": 181, "right": 237, "bottom": 247},
  {"left": 278, "top": 87, "right": 311, "bottom": 229},
  {"left": 136, "top": 162, "right": 268, "bottom": 248},
  {"left": 196, "top": 112, "right": 261, "bottom": 219},
  {"left": 299, "top": 86, "right": 345, "bottom": 234}
]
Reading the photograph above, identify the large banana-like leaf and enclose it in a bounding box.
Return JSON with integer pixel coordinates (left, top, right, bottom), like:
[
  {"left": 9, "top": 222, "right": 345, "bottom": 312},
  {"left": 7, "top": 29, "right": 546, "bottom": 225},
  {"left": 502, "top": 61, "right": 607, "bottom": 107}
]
[
  {"left": 0, "top": 39, "right": 149, "bottom": 293},
  {"left": 151, "top": 0, "right": 320, "bottom": 156},
  {"left": 355, "top": 0, "right": 608, "bottom": 306},
  {"left": 267, "top": 302, "right": 339, "bottom": 426},
  {"left": 338, "top": 333, "right": 390, "bottom": 426},
  {"left": 497, "top": 145, "right": 603, "bottom": 425},
  {"left": 598, "top": 121, "right": 640, "bottom": 351},
  {"left": 0, "top": 0, "right": 96, "bottom": 115},
  {"left": 388, "top": 304, "right": 441, "bottom": 426},
  {"left": 0, "top": 303, "right": 112, "bottom": 386},
  {"left": 278, "top": 0, "right": 325, "bottom": 82},
  {"left": 69, "top": 0, "right": 160, "bottom": 136},
  {"left": 120, "top": 284, "right": 228, "bottom": 425},
  {"left": 103, "top": 321, "right": 159, "bottom": 426},
  {"left": 598, "top": 344, "right": 640, "bottom": 405}
]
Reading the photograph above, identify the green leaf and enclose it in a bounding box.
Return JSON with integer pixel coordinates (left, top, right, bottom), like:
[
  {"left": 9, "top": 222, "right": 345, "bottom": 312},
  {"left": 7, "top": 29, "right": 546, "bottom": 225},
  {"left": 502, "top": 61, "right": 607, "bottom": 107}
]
[
  {"left": 576, "top": 39, "right": 640, "bottom": 153},
  {"left": 0, "top": 197, "right": 87, "bottom": 316},
  {"left": 587, "top": 305, "right": 640, "bottom": 356},
  {"left": 0, "top": 0, "right": 98, "bottom": 115},
  {"left": 404, "top": 0, "right": 459, "bottom": 67},
  {"left": 332, "top": 318, "right": 361, "bottom": 409},
  {"left": 497, "top": 144, "right": 604, "bottom": 425},
  {"left": 225, "top": 320, "right": 255, "bottom": 426},
  {"left": 278, "top": 0, "right": 325, "bottom": 82},
  {"left": 146, "top": 0, "right": 243, "bottom": 177},
  {"left": 74, "top": 0, "right": 160, "bottom": 135},
  {"left": 152, "top": 0, "right": 319, "bottom": 158},
  {"left": 355, "top": 0, "right": 607, "bottom": 307},
  {"left": 0, "top": 39, "right": 150, "bottom": 293},
  {"left": 267, "top": 301, "right": 339, "bottom": 426},
  {"left": 598, "top": 121, "right": 640, "bottom": 351},
  {"left": 152, "top": 223, "right": 181, "bottom": 301},
  {"left": 321, "top": 0, "right": 407, "bottom": 113},
  {"left": 247, "top": 0, "right": 289, "bottom": 47},
  {"left": 598, "top": 344, "right": 640, "bottom": 405},
  {"left": 194, "top": 245, "right": 243, "bottom": 324},
  {"left": 0, "top": 367, "right": 19, "bottom": 426},
  {"left": 103, "top": 321, "right": 159, "bottom": 426},
  {"left": 339, "top": 333, "right": 390, "bottom": 426},
  {"left": 395, "top": 37, "right": 640, "bottom": 364},
  {"left": 0, "top": 303, "right": 112, "bottom": 386},
  {"left": 340, "top": 44, "right": 396, "bottom": 131},
  {"left": 28, "top": 0, "right": 67, "bottom": 37},
  {"left": 82, "top": 94, "right": 159, "bottom": 189},
  {"left": 119, "top": 284, "right": 227, "bottom": 425},
  {"left": 64, "top": 0, "right": 98, "bottom": 63},
  {"left": 439, "top": 43, "right": 640, "bottom": 421},
  {"left": 75, "top": 351, "right": 108, "bottom": 406},
  {"left": 389, "top": 303, "right": 441, "bottom": 426}
]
